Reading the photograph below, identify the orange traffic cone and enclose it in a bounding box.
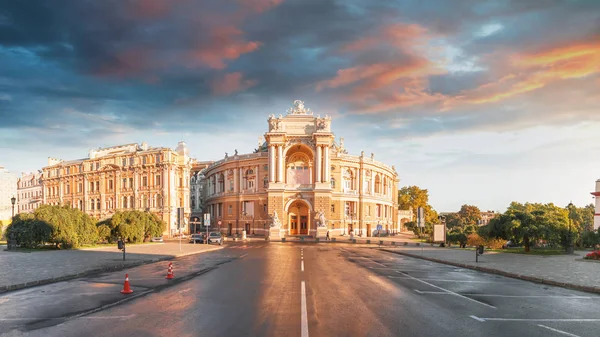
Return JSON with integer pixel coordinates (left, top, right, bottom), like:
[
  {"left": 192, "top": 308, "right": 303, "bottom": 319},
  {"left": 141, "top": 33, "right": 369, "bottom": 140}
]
[
  {"left": 166, "top": 262, "right": 174, "bottom": 279},
  {"left": 121, "top": 274, "right": 133, "bottom": 294}
]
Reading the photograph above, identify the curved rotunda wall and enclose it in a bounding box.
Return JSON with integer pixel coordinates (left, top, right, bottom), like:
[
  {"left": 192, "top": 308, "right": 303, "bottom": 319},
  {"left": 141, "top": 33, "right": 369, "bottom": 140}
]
[{"left": 200, "top": 101, "right": 399, "bottom": 237}]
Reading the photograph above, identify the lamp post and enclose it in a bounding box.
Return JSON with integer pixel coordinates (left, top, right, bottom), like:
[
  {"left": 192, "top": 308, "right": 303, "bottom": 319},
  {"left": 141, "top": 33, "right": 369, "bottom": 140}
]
[
  {"left": 567, "top": 202, "right": 574, "bottom": 254},
  {"left": 10, "top": 196, "right": 16, "bottom": 218}
]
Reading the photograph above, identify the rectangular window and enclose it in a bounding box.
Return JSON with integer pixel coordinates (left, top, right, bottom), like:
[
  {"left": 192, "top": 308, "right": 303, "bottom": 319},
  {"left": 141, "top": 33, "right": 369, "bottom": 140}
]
[
  {"left": 248, "top": 180, "right": 254, "bottom": 189},
  {"left": 108, "top": 180, "right": 113, "bottom": 190},
  {"left": 129, "top": 157, "right": 134, "bottom": 166},
  {"left": 155, "top": 175, "right": 161, "bottom": 186},
  {"left": 122, "top": 178, "right": 127, "bottom": 189},
  {"left": 96, "top": 162, "right": 100, "bottom": 170},
  {"left": 90, "top": 164, "right": 93, "bottom": 171},
  {"left": 331, "top": 204, "right": 335, "bottom": 213},
  {"left": 218, "top": 203, "right": 223, "bottom": 217},
  {"left": 89, "top": 182, "right": 94, "bottom": 192},
  {"left": 78, "top": 183, "right": 82, "bottom": 193},
  {"left": 142, "top": 156, "right": 147, "bottom": 165},
  {"left": 66, "top": 185, "right": 70, "bottom": 194},
  {"left": 228, "top": 205, "right": 233, "bottom": 215},
  {"left": 122, "top": 158, "right": 126, "bottom": 167},
  {"left": 66, "top": 167, "right": 70, "bottom": 175},
  {"left": 155, "top": 154, "right": 160, "bottom": 163},
  {"left": 95, "top": 181, "right": 99, "bottom": 191},
  {"left": 129, "top": 178, "right": 134, "bottom": 188},
  {"left": 179, "top": 177, "right": 183, "bottom": 187},
  {"left": 142, "top": 176, "right": 148, "bottom": 187}
]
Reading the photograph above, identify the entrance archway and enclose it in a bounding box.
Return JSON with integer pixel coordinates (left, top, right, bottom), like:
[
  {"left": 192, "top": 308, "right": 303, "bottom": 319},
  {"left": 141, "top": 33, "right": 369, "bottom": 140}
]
[{"left": 287, "top": 200, "right": 311, "bottom": 235}]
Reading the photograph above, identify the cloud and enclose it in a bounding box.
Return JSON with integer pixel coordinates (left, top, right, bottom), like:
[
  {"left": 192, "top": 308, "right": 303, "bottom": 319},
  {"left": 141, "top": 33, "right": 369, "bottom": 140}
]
[
  {"left": 211, "top": 72, "right": 257, "bottom": 95},
  {"left": 187, "top": 26, "right": 262, "bottom": 69}
]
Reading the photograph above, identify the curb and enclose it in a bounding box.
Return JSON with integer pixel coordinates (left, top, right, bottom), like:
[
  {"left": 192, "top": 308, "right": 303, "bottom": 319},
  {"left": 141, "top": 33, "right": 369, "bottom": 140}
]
[
  {"left": 381, "top": 248, "right": 600, "bottom": 295},
  {"left": 0, "top": 246, "right": 222, "bottom": 294}
]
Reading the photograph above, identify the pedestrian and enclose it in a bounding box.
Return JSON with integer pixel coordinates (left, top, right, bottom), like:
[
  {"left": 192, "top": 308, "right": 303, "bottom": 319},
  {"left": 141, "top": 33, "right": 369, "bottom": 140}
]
[{"left": 326, "top": 230, "right": 330, "bottom": 241}]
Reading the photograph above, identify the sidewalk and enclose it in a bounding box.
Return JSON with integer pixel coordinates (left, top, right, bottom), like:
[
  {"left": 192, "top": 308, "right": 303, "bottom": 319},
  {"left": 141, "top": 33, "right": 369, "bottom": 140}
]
[
  {"left": 381, "top": 245, "right": 600, "bottom": 294},
  {"left": 0, "top": 248, "right": 238, "bottom": 334},
  {"left": 0, "top": 242, "right": 222, "bottom": 292}
]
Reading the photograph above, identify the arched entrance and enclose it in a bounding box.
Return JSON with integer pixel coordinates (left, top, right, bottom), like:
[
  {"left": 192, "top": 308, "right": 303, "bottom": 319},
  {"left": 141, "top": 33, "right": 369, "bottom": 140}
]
[{"left": 287, "top": 199, "right": 311, "bottom": 235}]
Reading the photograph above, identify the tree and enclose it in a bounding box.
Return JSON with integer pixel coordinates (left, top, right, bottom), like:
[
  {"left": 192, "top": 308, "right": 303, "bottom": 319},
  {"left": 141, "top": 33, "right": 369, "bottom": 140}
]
[
  {"left": 398, "top": 186, "right": 429, "bottom": 211},
  {"left": 458, "top": 205, "right": 481, "bottom": 226},
  {"left": 102, "top": 210, "right": 165, "bottom": 243}
]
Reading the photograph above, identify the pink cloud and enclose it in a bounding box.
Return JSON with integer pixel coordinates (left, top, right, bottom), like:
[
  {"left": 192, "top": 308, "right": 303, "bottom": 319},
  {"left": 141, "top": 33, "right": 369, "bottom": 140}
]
[{"left": 211, "top": 72, "right": 257, "bottom": 95}]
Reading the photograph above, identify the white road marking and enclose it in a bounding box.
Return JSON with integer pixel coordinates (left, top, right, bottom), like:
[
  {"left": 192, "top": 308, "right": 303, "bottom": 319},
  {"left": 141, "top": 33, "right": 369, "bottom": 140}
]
[
  {"left": 178, "top": 288, "right": 191, "bottom": 294},
  {"left": 239, "top": 253, "right": 248, "bottom": 258},
  {"left": 469, "top": 315, "right": 486, "bottom": 322},
  {"left": 470, "top": 316, "right": 600, "bottom": 322},
  {"left": 398, "top": 271, "right": 496, "bottom": 309},
  {"left": 0, "top": 314, "right": 137, "bottom": 321},
  {"left": 301, "top": 260, "right": 304, "bottom": 272},
  {"left": 537, "top": 324, "right": 582, "bottom": 337},
  {"left": 414, "top": 291, "right": 594, "bottom": 299},
  {"left": 301, "top": 281, "right": 309, "bottom": 337},
  {"left": 389, "top": 275, "right": 510, "bottom": 283},
  {"left": 301, "top": 256, "right": 303, "bottom": 260}
]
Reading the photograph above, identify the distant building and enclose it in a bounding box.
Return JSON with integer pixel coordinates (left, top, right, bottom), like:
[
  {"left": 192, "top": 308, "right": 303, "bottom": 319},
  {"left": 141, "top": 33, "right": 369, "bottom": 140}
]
[
  {"left": 592, "top": 179, "right": 600, "bottom": 230},
  {"left": 17, "top": 171, "right": 43, "bottom": 214},
  {"left": 479, "top": 211, "right": 498, "bottom": 226},
  {"left": 201, "top": 100, "right": 399, "bottom": 237},
  {"left": 0, "top": 166, "right": 18, "bottom": 224},
  {"left": 398, "top": 208, "right": 414, "bottom": 231},
  {"left": 189, "top": 160, "right": 213, "bottom": 233},
  {"left": 41, "top": 142, "right": 192, "bottom": 236}
]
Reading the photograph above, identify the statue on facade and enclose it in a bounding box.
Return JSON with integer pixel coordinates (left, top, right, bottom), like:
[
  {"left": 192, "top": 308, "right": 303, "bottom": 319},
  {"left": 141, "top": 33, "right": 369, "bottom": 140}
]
[
  {"left": 271, "top": 211, "right": 282, "bottom": 228},
  {"left": 234, "top": 149, "right": 238, "bottom": 156},
  {"left": 371, "top": 153, "right": 374, "bottom": 159},
  {"left": 288, "top": 100, "right": 311, "bottom": 115},
  {"left": 316, "top": 210, "right": 327, "bottom": 228},
  {"left": 225, "top": 152, "right": 228, "bottom": 158},
  {"left": 361, "top": 151, "right": 364, "bottom": 157}
]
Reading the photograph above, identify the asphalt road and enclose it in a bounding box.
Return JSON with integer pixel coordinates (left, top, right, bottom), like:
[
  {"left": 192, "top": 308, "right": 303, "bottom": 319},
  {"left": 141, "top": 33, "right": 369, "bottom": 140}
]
[{"left": 3, "top": 242, "right": 600, "bottom": 337}]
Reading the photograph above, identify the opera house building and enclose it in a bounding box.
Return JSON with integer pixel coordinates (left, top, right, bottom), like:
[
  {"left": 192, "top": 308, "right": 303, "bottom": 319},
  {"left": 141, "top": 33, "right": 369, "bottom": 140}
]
[{"left": 201, "top": 101, "right": 399, "bottom": 238}]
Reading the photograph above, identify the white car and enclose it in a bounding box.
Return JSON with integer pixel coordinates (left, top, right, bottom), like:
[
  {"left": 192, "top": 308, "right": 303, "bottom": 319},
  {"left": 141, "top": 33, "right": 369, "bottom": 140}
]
[
  {"left": 207, "top": 232, "right": 223, "bottom": 245},
  {"left": 151, "top": 236, "right": 163, "bottom": 242}
]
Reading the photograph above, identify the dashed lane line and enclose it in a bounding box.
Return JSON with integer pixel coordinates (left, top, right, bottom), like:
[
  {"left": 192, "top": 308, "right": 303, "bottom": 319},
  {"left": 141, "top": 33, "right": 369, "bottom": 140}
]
[
  {"left": 415, "top": 290, "right": 595, "bottom": 299},
  {"left": 470, "top": 316, "right": 600, "bottom": 322},
  {"left": 301, "top": 260, "right": 304, "bottom": 272}
]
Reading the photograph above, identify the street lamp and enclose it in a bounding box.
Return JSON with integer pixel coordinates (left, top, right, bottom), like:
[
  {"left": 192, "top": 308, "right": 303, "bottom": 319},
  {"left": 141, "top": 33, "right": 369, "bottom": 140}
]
[
  {"left": 567, "top": 202, "right": 574, "bottom": 254},
  {"left": 10, "top": 196, "right": 16, "bottom": 218}
]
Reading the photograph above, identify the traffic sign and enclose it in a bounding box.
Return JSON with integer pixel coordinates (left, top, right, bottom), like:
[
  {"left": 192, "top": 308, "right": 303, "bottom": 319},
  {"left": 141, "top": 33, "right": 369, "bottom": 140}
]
[
  {"left": 203, "top": 214, "right": 211, "bottom": 227},
  {"left": 376, "top": 225, "right": 383, "bottom": 231}
]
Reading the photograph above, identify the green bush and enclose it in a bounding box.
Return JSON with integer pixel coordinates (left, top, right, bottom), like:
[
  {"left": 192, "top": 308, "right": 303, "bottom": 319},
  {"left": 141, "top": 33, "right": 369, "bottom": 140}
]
[
  {"left": 5, "top": 214, "right": 52, "bottom": 248},
  {"left": 101, "top": 210, "right": 166, "bottom": 243},
  {"left": 97, "top": 224, "right": 111, "bottom": 243}
]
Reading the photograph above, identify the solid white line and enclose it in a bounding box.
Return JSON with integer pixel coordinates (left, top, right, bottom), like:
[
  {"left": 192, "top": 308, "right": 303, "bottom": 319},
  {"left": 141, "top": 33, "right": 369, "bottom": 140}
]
[
  {"left": 538, "top": 324, "right": 581, "bottom": 337},
  {"left": 389, "top": 275, "right": 508, "bottom": 283},
  {"left": 301, "top": 260, "right": 304, "bottom": 272},
  {"left": 414, "top": 291, "right": 594, "bottom": 299},
  {"left": 473, "top": 317, "right": 600, "bottom": 322},
  {"left": 301, "top": 256, "right": 303, "bottom": 260},
  {"left": 239, "top": 253, "right": 248, "bottom": 258},
  {"left": 397, "top": 271, "right": 496, "bottom": 309},
  {"left": 0, "top": 314, "right": 137, "bottom": 321},
  {"left": 301, "top": 281, "right": 309, "bottom": 337}
]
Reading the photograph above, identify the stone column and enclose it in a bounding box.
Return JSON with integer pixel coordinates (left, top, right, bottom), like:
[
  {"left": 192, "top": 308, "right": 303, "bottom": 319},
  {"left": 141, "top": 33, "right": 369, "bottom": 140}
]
[
  {"left": 277, "top": 145, "right": 283, "bottom": 183},
  {"left": 324, "top": 146, "right": 330, "bottom": 183},
  {"left": 234, "top": 168, "right": 238, "bottom": 192},
  {"left": 255, "top": 165, "right": 259, "bottom": 192},
  {"left": 239, "top": 167, "right": 244, "bottom": 191},
  {"left": 315, "top": 145, "right": 322, "bottom": 183},
  {"left": 269, "top": 145, "right": 275, "bottom": 182}
]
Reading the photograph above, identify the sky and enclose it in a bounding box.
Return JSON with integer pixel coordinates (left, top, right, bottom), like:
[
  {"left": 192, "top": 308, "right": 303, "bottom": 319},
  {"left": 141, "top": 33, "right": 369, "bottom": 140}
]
[{"left": 0, "top": 0, "right": 599, "bottom": 212}]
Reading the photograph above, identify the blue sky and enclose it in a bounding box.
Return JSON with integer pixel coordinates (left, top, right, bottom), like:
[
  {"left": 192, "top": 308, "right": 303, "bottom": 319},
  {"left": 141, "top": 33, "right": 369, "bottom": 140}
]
[{"left": 0, "top": 0, "right": 599, "bottom": 212}]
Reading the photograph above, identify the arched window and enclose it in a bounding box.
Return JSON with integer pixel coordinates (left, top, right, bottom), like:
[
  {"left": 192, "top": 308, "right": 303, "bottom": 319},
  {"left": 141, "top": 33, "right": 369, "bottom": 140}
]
[
  {"left": 123, "top": 196, "right": 128, "bottom": 208},
  {"left": 383, "top": 177, "right": 388, "bottom": 196},
  {"left": 375, "top": 175, "right": 381, "bottom": 194},
  {"left": 286, "top": 153, "right": 310, "bottom": 185},
  {"left": 343, "top": 169, "right": 353, "bottom": 191},
  {"left": 97, "top": 199, "right": 101, "bottom": 210},
  {"left": 218, "top": 173, "right": 225, "bottom": 193},
  {"left": 330, "top": 177, "right": 336, "bottom": 188},
  {"left": 129, "top": 196, "right": 134, "bottom": 209},
  {"left": 157, "top": 194, "right": 163, "bottom": 208}
]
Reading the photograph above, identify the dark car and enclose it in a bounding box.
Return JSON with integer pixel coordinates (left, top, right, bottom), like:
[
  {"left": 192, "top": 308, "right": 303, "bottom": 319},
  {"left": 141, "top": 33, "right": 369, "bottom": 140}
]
[
  {"left": 502, "top": 240, "right": 519, "bottom": 249},
  {"left": 189, "top": 234, "right": 204, "bottom": 244}
]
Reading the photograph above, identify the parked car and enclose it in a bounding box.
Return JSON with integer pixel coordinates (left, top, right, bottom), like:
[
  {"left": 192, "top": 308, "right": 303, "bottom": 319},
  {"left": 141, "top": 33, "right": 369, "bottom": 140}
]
[
  {"left": 151, "top": 236, "right": 163, "bottom": 242},
  {"left": 207, "top": 232, "right": 223, "bottom": 245},
  {"left": 189, "top": 234, "right": 204, "bottom": 244},
  {"left": 502, "top": 240, "right": 518, "bottom": 249}
]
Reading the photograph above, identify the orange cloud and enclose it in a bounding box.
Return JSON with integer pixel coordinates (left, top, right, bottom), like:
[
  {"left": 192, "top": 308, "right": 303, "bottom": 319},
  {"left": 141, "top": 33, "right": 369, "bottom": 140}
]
[
  {"left": 211, "top": 72, "right": 257, "bottom": 95},
  {"left": 445, "top": 42, "right": 600, "bottom": 108},
  {"left": 187, "top": 26, "right": 261, "bottom": 69},
  {"left": 128, "top": 0, "right": 177, "bottom": 18}
]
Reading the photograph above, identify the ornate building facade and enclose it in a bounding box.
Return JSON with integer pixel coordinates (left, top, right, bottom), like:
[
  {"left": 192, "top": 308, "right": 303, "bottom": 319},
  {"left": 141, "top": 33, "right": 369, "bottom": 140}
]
[
  {"left": 202, "top": 101, "right": 399, "bottom": 237},
  {"left": 17, "top": 171, "right": 44, "bottom": 214},
  {"left": 42, "top": 142, "right": 191, "bottom": 236},
  {"left": 0, "top": 165, "right": 18, "bottom": 224}
]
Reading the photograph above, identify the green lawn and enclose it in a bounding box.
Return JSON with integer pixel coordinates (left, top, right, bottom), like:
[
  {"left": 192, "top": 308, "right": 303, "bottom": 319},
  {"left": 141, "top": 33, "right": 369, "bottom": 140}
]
[{"left": 451, "top": 246, "right": 567, "bottom": 255}]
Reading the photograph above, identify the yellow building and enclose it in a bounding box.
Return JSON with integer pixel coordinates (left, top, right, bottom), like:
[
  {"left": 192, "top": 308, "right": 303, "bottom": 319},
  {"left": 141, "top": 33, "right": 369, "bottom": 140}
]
[
  {"left": 42, "top": 142, "right": 191, "bottom": 236},
  {"left": 203, "top": 100, "right": 399, "bottom": 237}
]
